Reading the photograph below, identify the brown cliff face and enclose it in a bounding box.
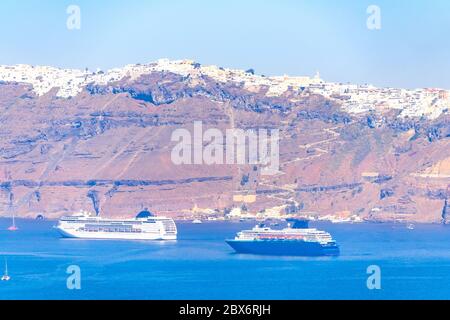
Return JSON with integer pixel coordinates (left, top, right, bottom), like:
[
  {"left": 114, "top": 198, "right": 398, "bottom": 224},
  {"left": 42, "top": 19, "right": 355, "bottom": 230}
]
[{"left": 0, "top": 71, "right": 449, "bottom": 222}]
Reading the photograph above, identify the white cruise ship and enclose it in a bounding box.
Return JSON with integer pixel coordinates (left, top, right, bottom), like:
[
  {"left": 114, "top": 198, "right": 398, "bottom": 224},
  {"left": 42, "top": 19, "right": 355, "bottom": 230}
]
[{"left": 55, "top": 210, "right": 177, "bottom": 240}]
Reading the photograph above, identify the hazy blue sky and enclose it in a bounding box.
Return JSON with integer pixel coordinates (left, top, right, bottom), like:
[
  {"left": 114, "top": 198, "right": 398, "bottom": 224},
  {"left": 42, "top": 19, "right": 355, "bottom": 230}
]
[{"left": 0, "top": 0, "right": 448, "bottom": 88}]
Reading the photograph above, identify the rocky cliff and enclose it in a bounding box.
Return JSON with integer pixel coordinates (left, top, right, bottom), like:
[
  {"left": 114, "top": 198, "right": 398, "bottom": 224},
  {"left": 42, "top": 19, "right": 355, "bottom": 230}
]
[{"left": 0, "top": 60, "right": 448, "bottom": 222}]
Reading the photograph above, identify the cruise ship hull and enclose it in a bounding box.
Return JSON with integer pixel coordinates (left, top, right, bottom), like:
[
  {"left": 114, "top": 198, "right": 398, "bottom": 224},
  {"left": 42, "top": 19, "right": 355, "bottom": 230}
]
[
  {"left": 226, "top": 240, "right": 340, "bottom": 257},
  {"left": 56, "top": 227, "right": 176, "bottom": 241}
]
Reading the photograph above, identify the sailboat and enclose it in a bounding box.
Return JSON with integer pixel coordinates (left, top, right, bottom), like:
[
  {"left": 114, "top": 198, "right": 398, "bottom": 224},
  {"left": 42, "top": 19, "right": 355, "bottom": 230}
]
[
  {"left": 1, "top": 259, "right": 10, "bottom": 281},
  {"left": 8, "top": 212, "right": 18, "bottom": 231}
]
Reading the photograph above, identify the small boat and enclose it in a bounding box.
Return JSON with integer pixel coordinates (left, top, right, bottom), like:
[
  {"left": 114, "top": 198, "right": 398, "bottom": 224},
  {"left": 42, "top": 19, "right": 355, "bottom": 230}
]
[
  {"left": 192, "top": 219, "right": 202, "bottom": 224},
  {"left": 8, "top": 212, "right": 18, "bottom": 231},
  {"left": 1, "top": 259, "right": 10, "bottom": 281},
  {"left": 330, "top": 218, "right": 352, "bottom": 224},
  {"left": 406, "top": 223, "right": 415, "bottom": 230}
]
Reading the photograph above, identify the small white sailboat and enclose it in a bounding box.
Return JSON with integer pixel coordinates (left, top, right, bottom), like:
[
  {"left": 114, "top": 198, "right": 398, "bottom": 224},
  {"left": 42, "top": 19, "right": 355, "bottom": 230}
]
[
  {"left": 192, "top": 219, "right": 202, "bottom": 224},
  {"left": 8, "top": 212, "right": 18, "bottom": 231},
  {"left": 1, "top": 259, "right": 11, "bottom": 281}
]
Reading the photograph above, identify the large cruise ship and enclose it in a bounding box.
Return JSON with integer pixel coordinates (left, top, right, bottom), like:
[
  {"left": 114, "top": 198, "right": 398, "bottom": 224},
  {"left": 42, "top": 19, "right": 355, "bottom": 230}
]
[
  {"left": 226, "top": 219, "right": 339, "bottom": 256},
  {"left": 55, "top": 210, "right": 177, "bottom": 240}
]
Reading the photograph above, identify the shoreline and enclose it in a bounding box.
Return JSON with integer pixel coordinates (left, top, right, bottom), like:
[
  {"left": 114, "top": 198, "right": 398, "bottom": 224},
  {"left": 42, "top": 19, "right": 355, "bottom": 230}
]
[{"left": 0, "top": 217, "right": 447, "bottom": 226}]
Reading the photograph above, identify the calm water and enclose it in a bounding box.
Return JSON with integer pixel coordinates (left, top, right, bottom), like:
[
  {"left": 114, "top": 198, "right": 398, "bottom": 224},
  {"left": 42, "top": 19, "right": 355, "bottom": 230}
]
[{"left": 0, "top": 219, "right": 450, "bottom": 300}]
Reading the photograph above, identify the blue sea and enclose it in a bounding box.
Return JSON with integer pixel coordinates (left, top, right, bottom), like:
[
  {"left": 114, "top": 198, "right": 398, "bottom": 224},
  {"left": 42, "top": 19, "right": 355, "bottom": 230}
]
[{"left": 0, "top": 219, "right": 450, "bottom": 300}]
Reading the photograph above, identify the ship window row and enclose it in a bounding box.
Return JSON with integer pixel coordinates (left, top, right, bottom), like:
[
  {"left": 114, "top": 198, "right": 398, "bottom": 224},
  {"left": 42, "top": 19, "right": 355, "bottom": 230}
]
[
  {"left": 81, "top": 227, "right": 143, "bottom": 233},
  {"left": 64, "top": 220, "right": 156, "bottom": 225}
]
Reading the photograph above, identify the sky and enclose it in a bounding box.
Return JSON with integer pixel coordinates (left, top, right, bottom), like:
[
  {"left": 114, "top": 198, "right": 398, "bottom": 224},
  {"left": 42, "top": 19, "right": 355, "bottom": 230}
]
[{"left": 0, "top": 0, "right": 449, "bottom": 89}]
